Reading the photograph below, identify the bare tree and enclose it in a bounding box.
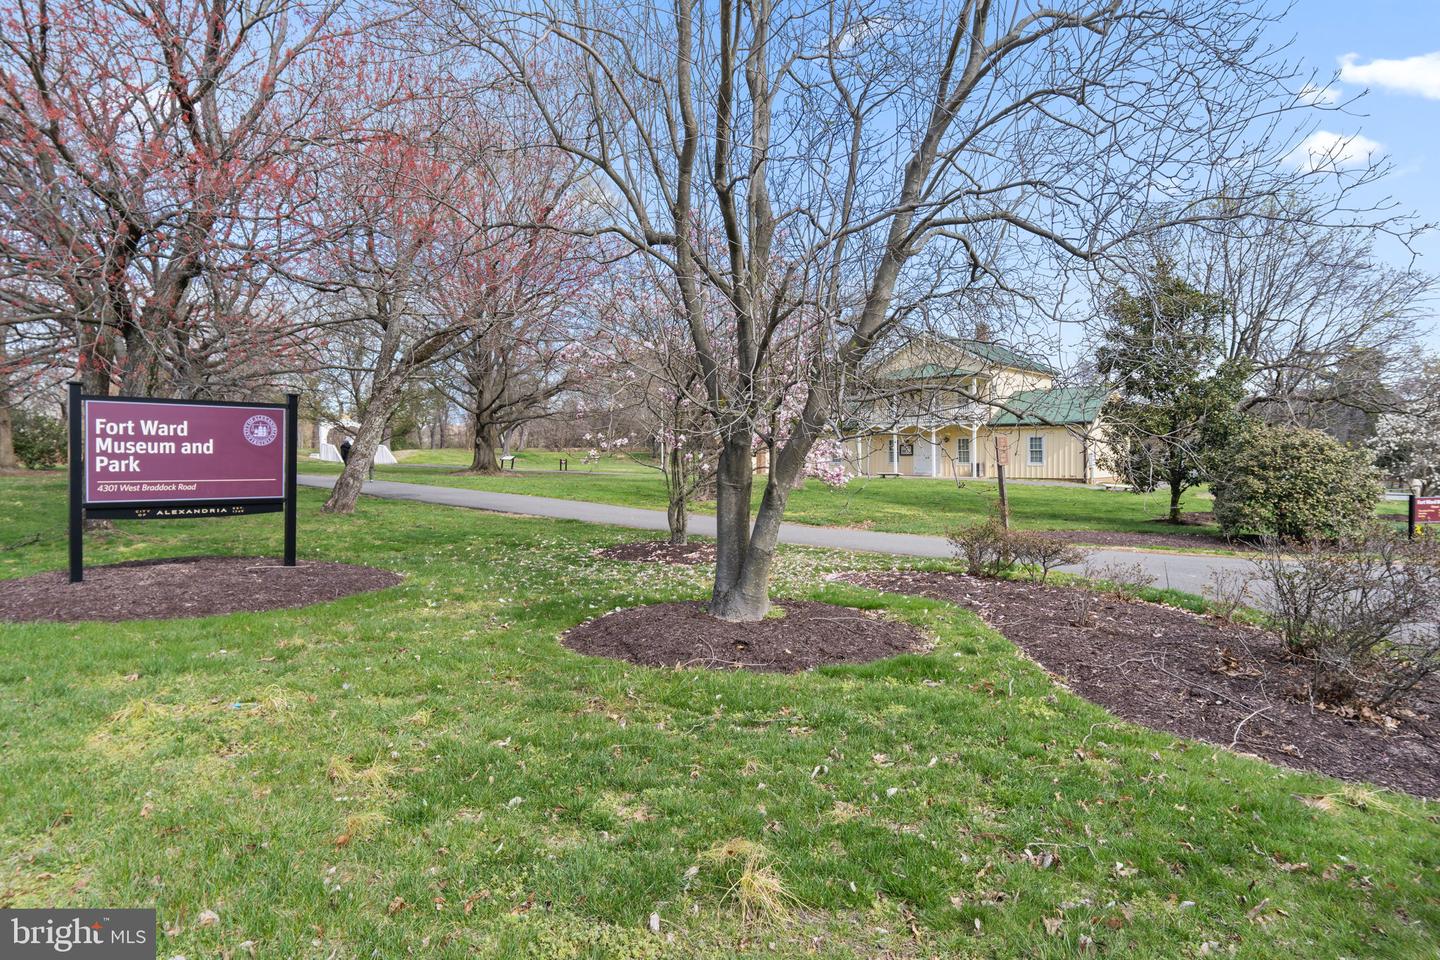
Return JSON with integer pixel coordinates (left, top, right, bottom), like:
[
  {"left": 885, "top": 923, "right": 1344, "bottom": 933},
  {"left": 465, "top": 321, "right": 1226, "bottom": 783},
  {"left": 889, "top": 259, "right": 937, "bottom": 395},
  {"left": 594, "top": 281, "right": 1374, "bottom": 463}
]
[
  {"left": 0, "top": 309, "right": 73, "bottom": 466},
  {"left": 1093, "top": 198, "right": 1434, "bottom": 437},
  {"left": 432, "top": 144, "right": 602, "bottom": 473},
  {"left": 447, "top": 0, "right": 1368, "bottom": 621},
  {"left": 445, "top": 319, "right": 589, "bottom": 472}
]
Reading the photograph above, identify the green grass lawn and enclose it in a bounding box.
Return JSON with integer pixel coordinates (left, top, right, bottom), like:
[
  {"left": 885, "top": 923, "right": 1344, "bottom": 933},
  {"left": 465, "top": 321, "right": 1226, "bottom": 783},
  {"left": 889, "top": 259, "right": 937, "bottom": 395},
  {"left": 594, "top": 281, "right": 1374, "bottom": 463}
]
[
  {"left": 301, "top": 455, "right": 1225, "bottom": 540},
  {"left": 1, "top": 472, "right": 1436, "bottom": 958}
]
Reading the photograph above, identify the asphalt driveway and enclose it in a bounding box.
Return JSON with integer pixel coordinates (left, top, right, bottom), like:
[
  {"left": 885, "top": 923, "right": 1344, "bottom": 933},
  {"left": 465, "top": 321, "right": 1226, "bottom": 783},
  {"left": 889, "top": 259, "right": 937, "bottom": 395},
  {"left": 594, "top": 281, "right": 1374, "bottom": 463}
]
[{"left": 298, "top": 474, "right": 1256, "bottom": 596}]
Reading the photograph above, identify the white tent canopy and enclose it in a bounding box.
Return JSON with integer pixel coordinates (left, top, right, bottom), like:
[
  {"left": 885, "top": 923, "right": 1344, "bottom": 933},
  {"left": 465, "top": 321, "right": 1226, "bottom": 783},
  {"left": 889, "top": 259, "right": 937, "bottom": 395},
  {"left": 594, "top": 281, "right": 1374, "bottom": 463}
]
[{"left": 312, "top": 421, "right": 398, "bottom": 464}]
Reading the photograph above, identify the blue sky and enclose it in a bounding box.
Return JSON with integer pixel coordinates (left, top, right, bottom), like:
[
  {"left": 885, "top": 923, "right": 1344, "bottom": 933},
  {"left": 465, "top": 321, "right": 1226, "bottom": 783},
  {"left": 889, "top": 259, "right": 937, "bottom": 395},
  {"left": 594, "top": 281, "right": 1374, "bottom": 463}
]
[{"left": 1278, "top": 0, "right": 1440, "bottom": 347}]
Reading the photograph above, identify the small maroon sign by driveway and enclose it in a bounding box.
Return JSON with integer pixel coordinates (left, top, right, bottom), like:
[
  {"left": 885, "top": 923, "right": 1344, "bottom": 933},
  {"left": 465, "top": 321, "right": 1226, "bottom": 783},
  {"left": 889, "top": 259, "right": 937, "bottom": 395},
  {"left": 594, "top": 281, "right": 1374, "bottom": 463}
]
[
  {"left": 84, "top": 399, "right": 287, "bottom": 504},
  {"left": 1417, "top": 497, "right": 1440, "bottom": 524}
]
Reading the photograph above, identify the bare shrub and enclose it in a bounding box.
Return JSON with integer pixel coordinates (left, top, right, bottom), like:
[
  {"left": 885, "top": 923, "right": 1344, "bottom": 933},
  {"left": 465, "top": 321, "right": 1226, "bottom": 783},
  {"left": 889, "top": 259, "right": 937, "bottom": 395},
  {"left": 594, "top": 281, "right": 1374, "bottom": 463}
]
[
  {"left": 1082, "top": 561, "right": 1158, "bottom": 601},
  {"left": 948, "top": 519, "right": 1016, "bottom": 578},
  {"left": 1067, "top": 589, "right": 1099, "bottom": 628},
  {"left": 1256, "top": 533, "right": 1440, "bottom": 708},
  {"left": 1203, "top": 568, "right": 1254, "bottom": 622},
  {"left": 1009, "top": 532, "right": 1090, "bottom": 584}
]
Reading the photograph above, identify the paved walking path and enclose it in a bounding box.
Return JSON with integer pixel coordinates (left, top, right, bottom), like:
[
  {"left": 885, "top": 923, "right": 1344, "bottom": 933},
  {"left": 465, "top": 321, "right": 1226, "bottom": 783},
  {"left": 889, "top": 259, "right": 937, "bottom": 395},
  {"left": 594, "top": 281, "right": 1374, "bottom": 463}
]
[{"left": 298, "top": 474, "right": 1254, "bottom": 595}]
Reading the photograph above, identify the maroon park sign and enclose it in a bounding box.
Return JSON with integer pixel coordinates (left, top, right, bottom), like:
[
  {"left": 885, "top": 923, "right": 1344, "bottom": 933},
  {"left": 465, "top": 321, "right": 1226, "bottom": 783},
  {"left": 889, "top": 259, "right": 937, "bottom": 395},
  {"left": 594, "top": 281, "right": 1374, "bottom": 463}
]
[
  {"left": 85, "top": 398, "right": 287, "bottom": 504},
  {"left": 67, "top": 384, "right": 298, "bottom": 583},
  {"left": 1414, "top": 496, "right": 1440, "bottom": 527}
]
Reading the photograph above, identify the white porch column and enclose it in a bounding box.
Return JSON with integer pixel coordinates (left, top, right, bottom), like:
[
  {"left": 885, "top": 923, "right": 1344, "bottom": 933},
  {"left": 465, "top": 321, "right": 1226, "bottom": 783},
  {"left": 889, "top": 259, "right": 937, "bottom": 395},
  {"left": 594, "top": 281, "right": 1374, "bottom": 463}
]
[
  {"left": 969, "top": 424, "right": 979, "bottom": 477},
  {"left": 855, "top": 438, "right": 865, "bottom": 476},
  {"left": 929, "top": 427, "right": 940, "bottom": 477},
  {"left": 891, "top": 431, "right": 899, "bottom": 473}
]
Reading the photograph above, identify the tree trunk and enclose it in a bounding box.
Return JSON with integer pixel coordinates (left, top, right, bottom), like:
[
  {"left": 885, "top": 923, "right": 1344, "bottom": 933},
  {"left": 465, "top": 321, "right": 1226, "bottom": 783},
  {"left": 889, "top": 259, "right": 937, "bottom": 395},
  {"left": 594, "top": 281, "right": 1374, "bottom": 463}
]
[
  {"left": 709, "top": 456, "right": 802, "bottom": 621},
  {"left": 665, "top": 445, "right": 688, "bottom": 545},
  {"left": 0, "top": 329, "right": 15, "bottom": 469},
  {"left": 0, "top": 403, "right": 16, "bottom": 469},
  {"left": 119, "top": 320, "right": 159, "bottom": 396},
  {"left": 324, "top": 380, "right": 403, "bottom": 514},
  {"left": 667, "top": 493, "right": 688, "bottom": 546},
  {"left": 708, "top": 424, "right": 824, "bottom": 622},
  {"left": 709, "top": 437, "right": 756, "bottom": 614},
  {"left": 78, "top": 324, "right": 111, "bottom": 395},
  {"left": 470, "top": 419, "right": 502, "bottom": 472},
  {"left": 784, "top": 441, "right": 806, "bottom": 490},
  {"left": 1168, "top": 480, "right": 1183, "bottom": 524},
  {"left": 996, "top": 464, "right": 1010, "bottom": 529},
  {"left": 708, "top": 400, "right": 835, "bottom": 622}
]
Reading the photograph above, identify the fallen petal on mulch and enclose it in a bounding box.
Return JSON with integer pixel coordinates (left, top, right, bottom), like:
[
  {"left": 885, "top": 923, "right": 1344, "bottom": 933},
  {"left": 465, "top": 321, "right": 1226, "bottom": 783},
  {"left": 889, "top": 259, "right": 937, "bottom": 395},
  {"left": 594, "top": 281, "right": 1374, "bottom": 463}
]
[
  {"left": 594, "top": 541, "right": 717, "bottom": 565},
  {"left": 840, "top": 571, "right": 1440, "bottom": 799},
  {"left": 0, "top": 556, "right": 403, "bottom": 623},
  {"left": 562, "top": 600, "right": 926, "bottom": 673}
]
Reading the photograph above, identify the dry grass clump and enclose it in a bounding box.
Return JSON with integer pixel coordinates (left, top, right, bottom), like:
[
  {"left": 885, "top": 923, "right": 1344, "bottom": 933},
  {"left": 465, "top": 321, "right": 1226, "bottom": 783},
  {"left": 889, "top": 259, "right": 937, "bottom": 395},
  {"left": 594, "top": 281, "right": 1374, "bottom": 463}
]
[{"left": 700, "top": 838, "right": 796, "bottom": 923}]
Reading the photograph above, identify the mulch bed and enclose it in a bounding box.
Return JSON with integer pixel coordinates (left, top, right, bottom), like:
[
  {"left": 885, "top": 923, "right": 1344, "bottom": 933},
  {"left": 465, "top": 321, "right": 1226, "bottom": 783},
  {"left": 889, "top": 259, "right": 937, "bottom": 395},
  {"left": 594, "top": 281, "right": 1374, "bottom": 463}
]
[
  {"left": 562, "top": 600, "right": 926, "bottom": 673},
  {"left": 840, "top": 571, "right": 1440, "bottom": 798},
  {"left": 0, "top": 556, "right": 403, "bottom": 623},
  {"left": 594, "top": 540, "right": 717, "bottom": 565}
]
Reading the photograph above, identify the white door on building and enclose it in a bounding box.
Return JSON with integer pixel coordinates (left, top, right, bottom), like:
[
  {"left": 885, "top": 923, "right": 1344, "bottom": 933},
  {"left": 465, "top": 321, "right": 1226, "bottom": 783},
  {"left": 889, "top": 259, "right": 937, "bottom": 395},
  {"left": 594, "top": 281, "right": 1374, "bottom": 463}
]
[{"left": 912, "top": 437, "right": 933, "bottom": 475}]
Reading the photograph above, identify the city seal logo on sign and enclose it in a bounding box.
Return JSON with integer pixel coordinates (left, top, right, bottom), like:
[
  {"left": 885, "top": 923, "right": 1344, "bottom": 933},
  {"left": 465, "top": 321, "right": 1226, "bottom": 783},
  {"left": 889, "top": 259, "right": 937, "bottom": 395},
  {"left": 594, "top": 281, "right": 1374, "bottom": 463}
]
[{"left": 242, "top": 414, "right": 278, "bottom": 447}]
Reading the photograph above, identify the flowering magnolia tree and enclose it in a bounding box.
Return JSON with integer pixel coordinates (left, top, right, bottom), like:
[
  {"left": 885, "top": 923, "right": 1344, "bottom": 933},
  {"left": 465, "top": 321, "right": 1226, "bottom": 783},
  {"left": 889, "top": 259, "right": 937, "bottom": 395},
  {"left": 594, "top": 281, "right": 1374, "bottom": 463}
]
[
  {"left": 1368, "top": 361, "right": 1440, "bottom": 494},
  {"left": 581, "top": 432, "right": 629, "bottom": 465},
  {"left": 578, "top": 274, "right": 709, "bottom": 544},
  {"left": 585, "top": 265, "right": 717, "bottom": 543},
  {"left": 764, "top": 382, "right": 853, "bottom": 490},
  {"left": 1373, "top": 415, "right": 1440, "bottom": 495},
  {"left": 590, "top": 261, "right": 853, "bottom": 546}
]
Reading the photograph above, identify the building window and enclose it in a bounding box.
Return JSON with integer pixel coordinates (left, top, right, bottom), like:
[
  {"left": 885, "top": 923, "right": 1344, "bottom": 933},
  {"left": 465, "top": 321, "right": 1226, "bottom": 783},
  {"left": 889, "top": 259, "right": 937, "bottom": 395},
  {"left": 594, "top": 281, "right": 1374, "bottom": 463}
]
[
  {"left": 957, "top": 437, "right": 971, "bottom": 464},
  {"left": 1028, "top": 435, "right": 1045, "bottom": 466},
  {"left": 887, "top": 438, "right": 897, "bottom": 460}
]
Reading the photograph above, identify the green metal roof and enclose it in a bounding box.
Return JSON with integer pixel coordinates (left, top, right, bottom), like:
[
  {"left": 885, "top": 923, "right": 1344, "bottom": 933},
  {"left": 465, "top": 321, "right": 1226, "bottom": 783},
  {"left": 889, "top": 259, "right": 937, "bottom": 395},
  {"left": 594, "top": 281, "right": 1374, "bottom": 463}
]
[
  {"left": 945, "top": 338, "right": 1058, "bottom": 376},
  {"left": 989, "top": 386, "right": 1108, "bottom": 426}
]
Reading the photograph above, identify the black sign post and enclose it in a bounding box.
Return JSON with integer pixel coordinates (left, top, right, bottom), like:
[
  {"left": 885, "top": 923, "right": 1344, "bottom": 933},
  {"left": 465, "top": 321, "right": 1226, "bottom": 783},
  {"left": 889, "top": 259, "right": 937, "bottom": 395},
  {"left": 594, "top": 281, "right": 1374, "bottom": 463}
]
[
  {"left": 67, "top": 381, "right": 84, "bottom": 583},
  {"left": 284, "top": 392, "right": 298, "bottom": 566},
  {"left": 67, "top": 384, "right": 300, "bottom": 583}
]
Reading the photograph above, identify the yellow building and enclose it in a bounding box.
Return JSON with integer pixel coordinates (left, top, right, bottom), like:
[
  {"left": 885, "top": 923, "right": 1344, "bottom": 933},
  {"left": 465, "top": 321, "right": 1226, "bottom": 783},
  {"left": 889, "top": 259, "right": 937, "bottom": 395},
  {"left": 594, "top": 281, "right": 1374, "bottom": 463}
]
[{"left": 849, "top": 336, "right": 1116, "bottom": 484}]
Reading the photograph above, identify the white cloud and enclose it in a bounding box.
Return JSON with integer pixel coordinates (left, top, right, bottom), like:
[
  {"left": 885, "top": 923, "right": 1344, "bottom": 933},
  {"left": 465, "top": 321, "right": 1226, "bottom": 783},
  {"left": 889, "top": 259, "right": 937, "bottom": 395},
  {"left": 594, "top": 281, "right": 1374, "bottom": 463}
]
[
  {"left": 830, "top": 16, "right": 896, "bottom": 54},
  {"left": 1287, "top": 130, "right": 1384, "bottom": 172},
  {"left": 1299, "top": 82, "right": 1339, "bottom": 106},
  {"left": 1339, "top": 51, "right": 1440, "bottom": 100}
]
